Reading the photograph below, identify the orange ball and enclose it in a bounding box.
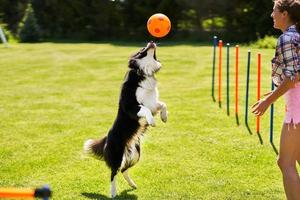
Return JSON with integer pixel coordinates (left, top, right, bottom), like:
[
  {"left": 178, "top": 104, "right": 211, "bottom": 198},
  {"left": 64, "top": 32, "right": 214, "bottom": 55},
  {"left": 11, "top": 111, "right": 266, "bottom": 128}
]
[{"left": 147, "top": 13, "right": 171, "bottom": 38}]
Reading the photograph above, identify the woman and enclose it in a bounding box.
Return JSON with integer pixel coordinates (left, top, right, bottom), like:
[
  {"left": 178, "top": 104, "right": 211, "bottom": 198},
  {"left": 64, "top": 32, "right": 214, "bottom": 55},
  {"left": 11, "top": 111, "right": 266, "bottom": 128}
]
[{"left": 252, "top": 0, "right": 300, "bottom": 199}]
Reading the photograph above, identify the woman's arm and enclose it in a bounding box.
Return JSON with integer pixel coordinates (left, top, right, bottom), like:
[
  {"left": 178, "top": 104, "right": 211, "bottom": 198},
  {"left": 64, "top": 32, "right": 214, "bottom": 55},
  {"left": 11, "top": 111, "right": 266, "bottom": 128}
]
[
  {"left": 251, "top": 74, "right": 299, "bottom": 116},
  {"left": 267, "top": 75, "right": 299, "bottom": 104},
  {"left": 252, "top": 32, "right": 300, "bottom": 116}
]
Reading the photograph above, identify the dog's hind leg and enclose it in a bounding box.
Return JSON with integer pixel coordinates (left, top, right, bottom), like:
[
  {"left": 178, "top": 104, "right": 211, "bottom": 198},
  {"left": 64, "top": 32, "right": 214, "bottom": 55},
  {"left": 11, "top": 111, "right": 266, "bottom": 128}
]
[
  {"left": 122, "top": 169, "right": 137, "bottom": 189},
  {"left": 110, "top": 169, "right": 118, "bottom": 198}
]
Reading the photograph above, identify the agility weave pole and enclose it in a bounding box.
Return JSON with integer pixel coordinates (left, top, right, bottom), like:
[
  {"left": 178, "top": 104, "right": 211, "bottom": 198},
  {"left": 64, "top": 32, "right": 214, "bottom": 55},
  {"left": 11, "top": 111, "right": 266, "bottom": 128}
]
[
  {"left": 211, "top": 37, "right": 275, "bottom": 150},
  {"left": 270, "top": 81, "right": 275, "bottom": 143},
  {"left": 256, "top": 53, "right": 263, "bottom": 144},
  {"left": 211, "top": 36, "right": 218, "bottom": 102},
  {"left": 245, "top": 50, "right": 251, "bottom": 128},
  {"left": 235, "top": 45, "right": 239, "bottom": 125},
  {"left": 226, "top": 43, "right": 230, "bottom": 116},
  {"left": 0, "top": 185, "right": 51, "bottom": 199},
  {"left": 218, "top": 40, "right": 223, "bottom": 108},
  {"left": 270, "top": 81, "right": 278, "bottom": 154},
  {"left": 256, "top": 53, "right": 261, "bottom": 134}
]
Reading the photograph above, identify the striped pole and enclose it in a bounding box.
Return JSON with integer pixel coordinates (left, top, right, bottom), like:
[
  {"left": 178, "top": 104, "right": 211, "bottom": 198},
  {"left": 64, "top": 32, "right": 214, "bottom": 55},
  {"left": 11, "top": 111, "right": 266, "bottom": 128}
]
[
  {"left": 270, "top": 81, "right": 275, "bottom": 143},
  {"left": 226, "top": 43, "right": 230, "bottom": 116},
  {"left": 0, "top": 186, "right": 51, "bottom": 200},
  {"left": 0, "top": 26, "right": 8, "bottom": 48},
  {"left": 256, "top": 53, "right": 261, "bottom": 134},
  {"left": 212, "top": 36, "right": 217, "bottom": 102},
  {"left": 218, "top": 40, "right": 223, "bottom": 108},
  {"left": 235, "top": 45, "right": 239, "bottom": 125},
  {"left": 245, "top": 50, "right": 251, "bottom": 126},
  {"left": 0, "top": 188, "right": 34, "bottom": 198}
]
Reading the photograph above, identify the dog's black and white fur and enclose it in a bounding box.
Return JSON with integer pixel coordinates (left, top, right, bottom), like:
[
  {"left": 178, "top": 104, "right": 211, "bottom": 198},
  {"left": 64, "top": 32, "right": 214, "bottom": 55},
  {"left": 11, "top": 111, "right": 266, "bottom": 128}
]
[{"left": 84, "top": 41, "right": 167, "bottom": 198}]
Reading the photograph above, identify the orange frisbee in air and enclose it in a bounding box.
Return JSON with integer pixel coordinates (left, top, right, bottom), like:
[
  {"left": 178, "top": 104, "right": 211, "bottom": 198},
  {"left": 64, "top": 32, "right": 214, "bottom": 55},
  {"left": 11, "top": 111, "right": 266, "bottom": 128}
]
[{"left": 147, "top": 13, "right": 171, "bottom": 38}]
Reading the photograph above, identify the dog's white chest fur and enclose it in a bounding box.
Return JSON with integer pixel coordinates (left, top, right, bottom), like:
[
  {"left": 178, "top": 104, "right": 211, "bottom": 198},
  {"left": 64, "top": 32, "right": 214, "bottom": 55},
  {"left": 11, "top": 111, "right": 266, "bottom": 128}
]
[{"left": 136, "top": 77, "right": 159, "bottom": 114}]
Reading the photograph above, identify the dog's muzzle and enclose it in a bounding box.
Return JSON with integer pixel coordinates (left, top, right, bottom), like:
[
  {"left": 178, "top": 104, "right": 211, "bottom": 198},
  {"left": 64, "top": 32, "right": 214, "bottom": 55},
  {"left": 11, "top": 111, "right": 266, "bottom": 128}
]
[{"left": 147, "top": 41, "right": 156, "bottom": 49}]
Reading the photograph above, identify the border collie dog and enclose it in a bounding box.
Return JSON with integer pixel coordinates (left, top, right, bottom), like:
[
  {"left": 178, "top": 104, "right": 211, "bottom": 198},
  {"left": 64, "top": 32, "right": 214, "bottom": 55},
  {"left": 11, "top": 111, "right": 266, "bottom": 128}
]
[{"left": 84, "top": 41, "right": 167, "bottom": 198}]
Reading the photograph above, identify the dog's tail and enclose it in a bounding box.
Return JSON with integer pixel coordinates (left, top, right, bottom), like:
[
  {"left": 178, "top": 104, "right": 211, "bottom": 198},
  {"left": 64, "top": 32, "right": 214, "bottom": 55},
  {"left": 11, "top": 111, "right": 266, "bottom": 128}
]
[{"left": 83, "top": 136, "right": 107, "bottom": 159}]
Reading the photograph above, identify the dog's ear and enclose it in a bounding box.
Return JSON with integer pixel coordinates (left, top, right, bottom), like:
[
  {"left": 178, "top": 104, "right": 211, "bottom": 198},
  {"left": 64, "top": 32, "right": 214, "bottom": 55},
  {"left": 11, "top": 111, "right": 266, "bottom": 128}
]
[{"left": 128, "top": 59, "right": 138, "bottom": 69}]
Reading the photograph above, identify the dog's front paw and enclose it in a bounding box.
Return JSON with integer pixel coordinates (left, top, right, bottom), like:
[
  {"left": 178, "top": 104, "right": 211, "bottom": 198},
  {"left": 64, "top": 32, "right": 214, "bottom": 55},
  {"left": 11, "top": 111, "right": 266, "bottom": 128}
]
[
  {"left": 147, "top": 116, "right": 156, "bottom": 127},
  {"left": 160, "top": 110, "right": 168, "bottom": 123}
]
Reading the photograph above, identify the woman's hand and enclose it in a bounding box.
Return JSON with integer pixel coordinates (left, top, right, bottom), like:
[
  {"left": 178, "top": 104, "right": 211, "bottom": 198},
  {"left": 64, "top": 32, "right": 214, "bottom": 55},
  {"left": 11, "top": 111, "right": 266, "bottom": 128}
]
[
  {"left": 262, "top": 91, "right": 272, "bottom": 98},
  {"left": 251, "top": 74, "right": 299, "bottom": 117},
  {"left": 251, "top": 98, "right": 271, "bottom": 116}
]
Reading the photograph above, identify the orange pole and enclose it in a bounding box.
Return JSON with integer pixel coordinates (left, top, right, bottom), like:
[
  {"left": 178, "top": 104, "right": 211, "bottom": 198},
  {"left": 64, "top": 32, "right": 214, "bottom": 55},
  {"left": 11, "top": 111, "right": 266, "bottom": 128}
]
[
  {"left": 0, "top": 188, "right": 34, "bottom": 198},
  {"left": 257, "top": 53, "right": 261, "bottom": 134},
  {"left": 218, "top": 40, "right": 223, "bottom": 108},
  {"left": 235, "top": 45, "right": 239, "bottom": 116}
]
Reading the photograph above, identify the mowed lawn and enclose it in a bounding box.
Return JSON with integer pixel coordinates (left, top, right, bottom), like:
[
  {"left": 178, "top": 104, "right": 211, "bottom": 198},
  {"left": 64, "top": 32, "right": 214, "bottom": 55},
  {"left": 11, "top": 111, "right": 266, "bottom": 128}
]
[{"left": 0, "top": 42, "right": 287, "bottom": 199}]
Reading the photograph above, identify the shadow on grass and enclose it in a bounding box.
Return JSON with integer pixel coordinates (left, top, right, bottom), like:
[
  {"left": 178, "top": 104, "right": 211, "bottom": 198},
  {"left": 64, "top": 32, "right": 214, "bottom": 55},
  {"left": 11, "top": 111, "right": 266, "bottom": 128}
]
[{"left": 82, "top": 189, "right": 137, "bottom": 200}]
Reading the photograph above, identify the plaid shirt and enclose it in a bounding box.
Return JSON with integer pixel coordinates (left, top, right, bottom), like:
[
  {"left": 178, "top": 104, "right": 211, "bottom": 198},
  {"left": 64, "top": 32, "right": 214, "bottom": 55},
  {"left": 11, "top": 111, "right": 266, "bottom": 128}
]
[{"left": 272, "top": 25, "right": 300, "bottom": 86}]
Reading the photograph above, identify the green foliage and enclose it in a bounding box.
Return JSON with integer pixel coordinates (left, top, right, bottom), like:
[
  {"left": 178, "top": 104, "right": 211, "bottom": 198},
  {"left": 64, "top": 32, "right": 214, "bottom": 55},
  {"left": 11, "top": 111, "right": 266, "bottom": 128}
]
[
  {"left": 18, "top": 2, "right": 41, "bottom": 42},
  {"left": 251, "top": 35, "right": 277, "bottom": 49},
  {"left": 1, "top": 0, "right": 28, "bottom": 34},
  {"left": 202, "top": 17, "right": 226, "bottom": 31},
  {"left": 0, "top": 0, "right": 279, "bottom": 42},
  {"left": 177, "top": 9, "right": 197, "bottom": 30}
]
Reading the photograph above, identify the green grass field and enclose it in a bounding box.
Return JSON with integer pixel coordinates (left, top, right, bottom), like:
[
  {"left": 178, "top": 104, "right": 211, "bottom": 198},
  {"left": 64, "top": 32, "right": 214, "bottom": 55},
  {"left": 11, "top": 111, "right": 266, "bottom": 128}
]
[{"left": 0, "top": 42, "right": 287, "bottom": 199}]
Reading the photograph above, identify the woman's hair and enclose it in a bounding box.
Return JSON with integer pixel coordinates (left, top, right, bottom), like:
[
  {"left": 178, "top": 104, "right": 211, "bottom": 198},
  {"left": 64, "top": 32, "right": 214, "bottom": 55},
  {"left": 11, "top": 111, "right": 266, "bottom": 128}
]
[{"left": 274, "top": 0, "right": 300, "bottom": 32}]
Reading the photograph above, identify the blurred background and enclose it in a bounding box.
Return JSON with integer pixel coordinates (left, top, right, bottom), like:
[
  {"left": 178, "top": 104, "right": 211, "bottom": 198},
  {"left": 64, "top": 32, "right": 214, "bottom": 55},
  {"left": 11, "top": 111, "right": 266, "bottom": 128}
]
[{"left": 0, "top": 0, "right": 281, "bottom": 44}]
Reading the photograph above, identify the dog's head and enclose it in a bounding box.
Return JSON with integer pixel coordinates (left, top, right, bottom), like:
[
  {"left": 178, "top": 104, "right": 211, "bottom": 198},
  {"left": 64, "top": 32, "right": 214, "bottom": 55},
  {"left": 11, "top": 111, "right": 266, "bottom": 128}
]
[{"left": 129, "top": 41, "right": 161, "bottom": 76}]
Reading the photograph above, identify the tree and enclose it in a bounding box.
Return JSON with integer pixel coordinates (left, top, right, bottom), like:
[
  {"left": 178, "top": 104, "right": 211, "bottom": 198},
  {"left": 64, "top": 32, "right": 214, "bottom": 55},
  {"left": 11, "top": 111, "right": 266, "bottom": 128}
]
[
  {"left": 18, "top": 2, "right": 41, "bottom": 42},
  {"left": 0, "top": 0, "right": 277, "bottom": 42},
  {"left": 1, "top": 0, "right": 28, "bottom": 34}
]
